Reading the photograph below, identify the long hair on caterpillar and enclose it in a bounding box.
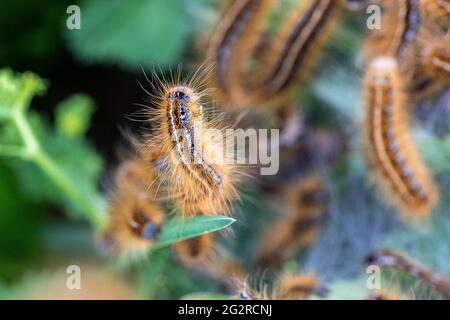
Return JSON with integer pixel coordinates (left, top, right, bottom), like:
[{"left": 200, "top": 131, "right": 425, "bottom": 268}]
[
  {"left": 363, "top": 56, "right": 438, "bottom": 218},
  {"left": 135, "top": 64, "right": 245, "bottom": 216}
]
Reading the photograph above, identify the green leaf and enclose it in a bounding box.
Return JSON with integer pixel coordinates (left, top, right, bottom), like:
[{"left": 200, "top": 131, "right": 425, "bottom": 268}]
[
  {"left": 152, "top": 215, "right": 235, "bottom": 250},
  {"left": 66, "top": 0, "right": 190, "bottom": 69},
  {"left": 55, "top": 94, "right": 95, "bottom": 137}
]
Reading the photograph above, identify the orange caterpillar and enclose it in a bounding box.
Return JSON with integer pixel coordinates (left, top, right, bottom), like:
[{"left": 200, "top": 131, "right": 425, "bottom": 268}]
[
  {"left": 140, "top": 71, "right": 241, "bottom": 216},
  {"left": 257, "top": 176, "right": 328, "bottom": 268},
  {"left": 365, "top": 0, "right": 422, "bottom": 62},
  {"left": 238, "top": 274, "right": 328, "bottom": 300},
  {"left": 173, "top": 233, "right": 216, "bottom": 267},
  {"left": 102, "top": 159, "right": 166, "bottom": 258},
  {"left": 366, "top": 249, "right": 450, "bottom": 298},
  {"left": 208, "top": 0, "right": 343, "bottom": 108},
  {"left": 421, "top": 0, "right": 450, "bottom": 25},
  {"left": 275, "top": 275, "right": 329, "bottom": 300},
  {"left": 367, "top": 290, "right": 400, "bottom": 300},
  {"left": 422, "top": 40, "right": 450, "bottom": 86},
  {"left": 363, "top": 56, "right": 438, "bottom": 217},
  {"left": 173, "top": 233, "right": 244, "bottom": 287}
]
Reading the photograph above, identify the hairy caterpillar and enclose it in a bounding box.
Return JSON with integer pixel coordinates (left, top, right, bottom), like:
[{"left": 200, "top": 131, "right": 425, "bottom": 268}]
[
  {"left": 367, "top": 290, "right": 400, "bottom": 300},
  {"left": 173, "top": 233, "right": 215, "bottom": 267},
  {"left": 173, "top": 233, "right": 244, "bottom": 288},
  {"left": 422, "top": 40, "right": 450, "bottom": 87},
  {"left": 207, "top": 0, "right": 274, "bottom": 106},
  {"left": 364, "top": 0, "right": 422, "bottom": 72},
  {"left": 102, "top": 195, "right": 165, "bottom": 258},
  {"left": 257, "top": 177, "right": 328, "bottom": 269},
  {"left": 238, "top": 274, "right": 327, "bottom": 300},
  {"left": 363, "top": 56, "right": 438, "bottom": 217},
  {"left": 276, "top": 275, "right": 329, "bottom": 299},
  {"left": 366, "top": 249, "right": 450, "bottom": 298},
  {"left": 421, "top": 0, "right": 450, "bottom": 25},
  {"left": 140, "top": 69, "right": 241, "bottom": 216},
  {"left": 114, "top": 157, "right": 157, "bottom": 195},
  {"left": 102, "top": 159, "right": 166, "bottom": 258},
  {"left": 208, "top": 0, "right": 342, "bottom": 108}
]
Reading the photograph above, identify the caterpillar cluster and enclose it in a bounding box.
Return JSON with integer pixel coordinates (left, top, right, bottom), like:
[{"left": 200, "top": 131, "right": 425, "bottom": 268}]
[
  {"left": 101, "top": 69, "right": 244, "bottom": 257},
  {"left": 362, "top": 0, "right": 450, "bottom": 217},
  {"left": 366, "top": 249, "right": 450, "bottom": 298},
  {"left": 257, "top": 176, "right": 329, "bottom": 269},
  {"left": 102, "top": 0, "right": 450, "bottom": 297},
  {"left": 207, "top": 0, "right": 346, "bottom": 108}
]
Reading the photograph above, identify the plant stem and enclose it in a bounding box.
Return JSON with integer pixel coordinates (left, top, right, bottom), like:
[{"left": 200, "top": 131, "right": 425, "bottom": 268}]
[
  {"left": 32, "top": 151, "right": 105, "bottom": 229},
  {"left": 13, "top": 110, "right": 106, "bottom": 229}
]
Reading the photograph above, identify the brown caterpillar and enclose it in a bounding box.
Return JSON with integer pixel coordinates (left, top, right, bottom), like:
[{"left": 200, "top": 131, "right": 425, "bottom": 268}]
[
  {"left": 364, "top": 0, "right": 424, "bottom": 82},
  {"left": 257, "top": 176, "right": 328, "bottom": 269},
  {"left": 208, "top": 0, "right": 342, "bottom": 108},
  {"left": 363, "top": 56, "right": 438, "bottom": 217},
  {"left": 422, "top": 40, "right": 450, "bottom": 86},
  {"left": 101, "top": 159, "right": 166, "bottom": 258},
  {"left": 173, "top": 233, "right": 215, "bottom": 267},
  {"left": 238, "top": 274, "right": 328, "bottom": 300},
  {"left": 366, "top": 249, "right": 450, "bottom": 298},
  {"left": 275, "top": 274, "right": 329, "bottom": 300},
  {"left": 102, "top": 195, "right": 165, "bottom": 258},
  {"left": 140, "top": 69, "right": 241, "bottom": 216},
  {"left": 421, "top": 0, "right": 450, "bottom": 25},
  {"left": 173, "top": 233, "right": 245, "bottom": 289},
  {"left": 367, "top": 290, "right": 400, "bottom": 300}
]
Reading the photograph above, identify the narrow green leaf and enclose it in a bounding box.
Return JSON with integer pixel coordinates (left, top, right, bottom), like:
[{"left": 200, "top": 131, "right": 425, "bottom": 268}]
[{"left": 152, "top": 215, "right": 235, "bottom": 250}]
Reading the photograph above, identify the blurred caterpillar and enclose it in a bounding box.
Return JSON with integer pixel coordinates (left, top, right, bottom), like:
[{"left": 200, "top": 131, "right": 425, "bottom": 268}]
[
  {"left": 367, "top": 290, "right": 400, "bottom": 300},
  {"left": 364, "top": 0, "right": 427, "bottom": 100},
  {"left": 102, "top": 159, "right": 166, "bottom": 258},
  {"left": 275, "top": 274, "right": 329, "bottom": 300},
  {"left": 421, "top": 0, "right": 450, "bottom": 24},
  {"left": 257, "top": 176, "right": 328, "bottom": 269},
  {"left": 366, "top": 249, "right": 450, "bottom": 298},
  {"left": 238, "top": 274, "right": 328, "bottom": 300},
  {"left": 422, "top": 40, "right": 450, "bottom": 87},
  {"left": 207, "top": 0, "right": 343, "bottom": 108},
  {"left": 173, "top": 233, "right": 244, "bottom": 290},
  {"left": 363, "top": 56, "right": 438, "bottom": 217},
  {"left": 140, "top": 68, "right": 241, "bottom": 216},
  {"left": 365, "top": 0, "right": 422, "bottom": 62}
]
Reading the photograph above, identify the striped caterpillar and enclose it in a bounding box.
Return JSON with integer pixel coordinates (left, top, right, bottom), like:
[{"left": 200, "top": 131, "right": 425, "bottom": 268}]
[
  {"left": 365, "top": 0, "right": 422, "bottom": 61},
  {"left": 257, "top": 176, "right": 328, "bottom": 269},
  {"left": 207, "top": 0, "right": 343, "bottom": 108},
  {"left": 364, "top": 0, "right": 449, "bottom": 100},
  {"left": 102, "top": 158, "right": 166, "bottom": 258},
  {"left": 366, "top": 249, "right": 450, "bottom": 298},
  {"left": 363, "top": 56, "right": 438, "bottom": 217},
  {"left": 238, "top": 274, "right": 328, "bottom": 300},
  {"left": 140, "top": 69, "right": 241, "bottom": 216}
]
